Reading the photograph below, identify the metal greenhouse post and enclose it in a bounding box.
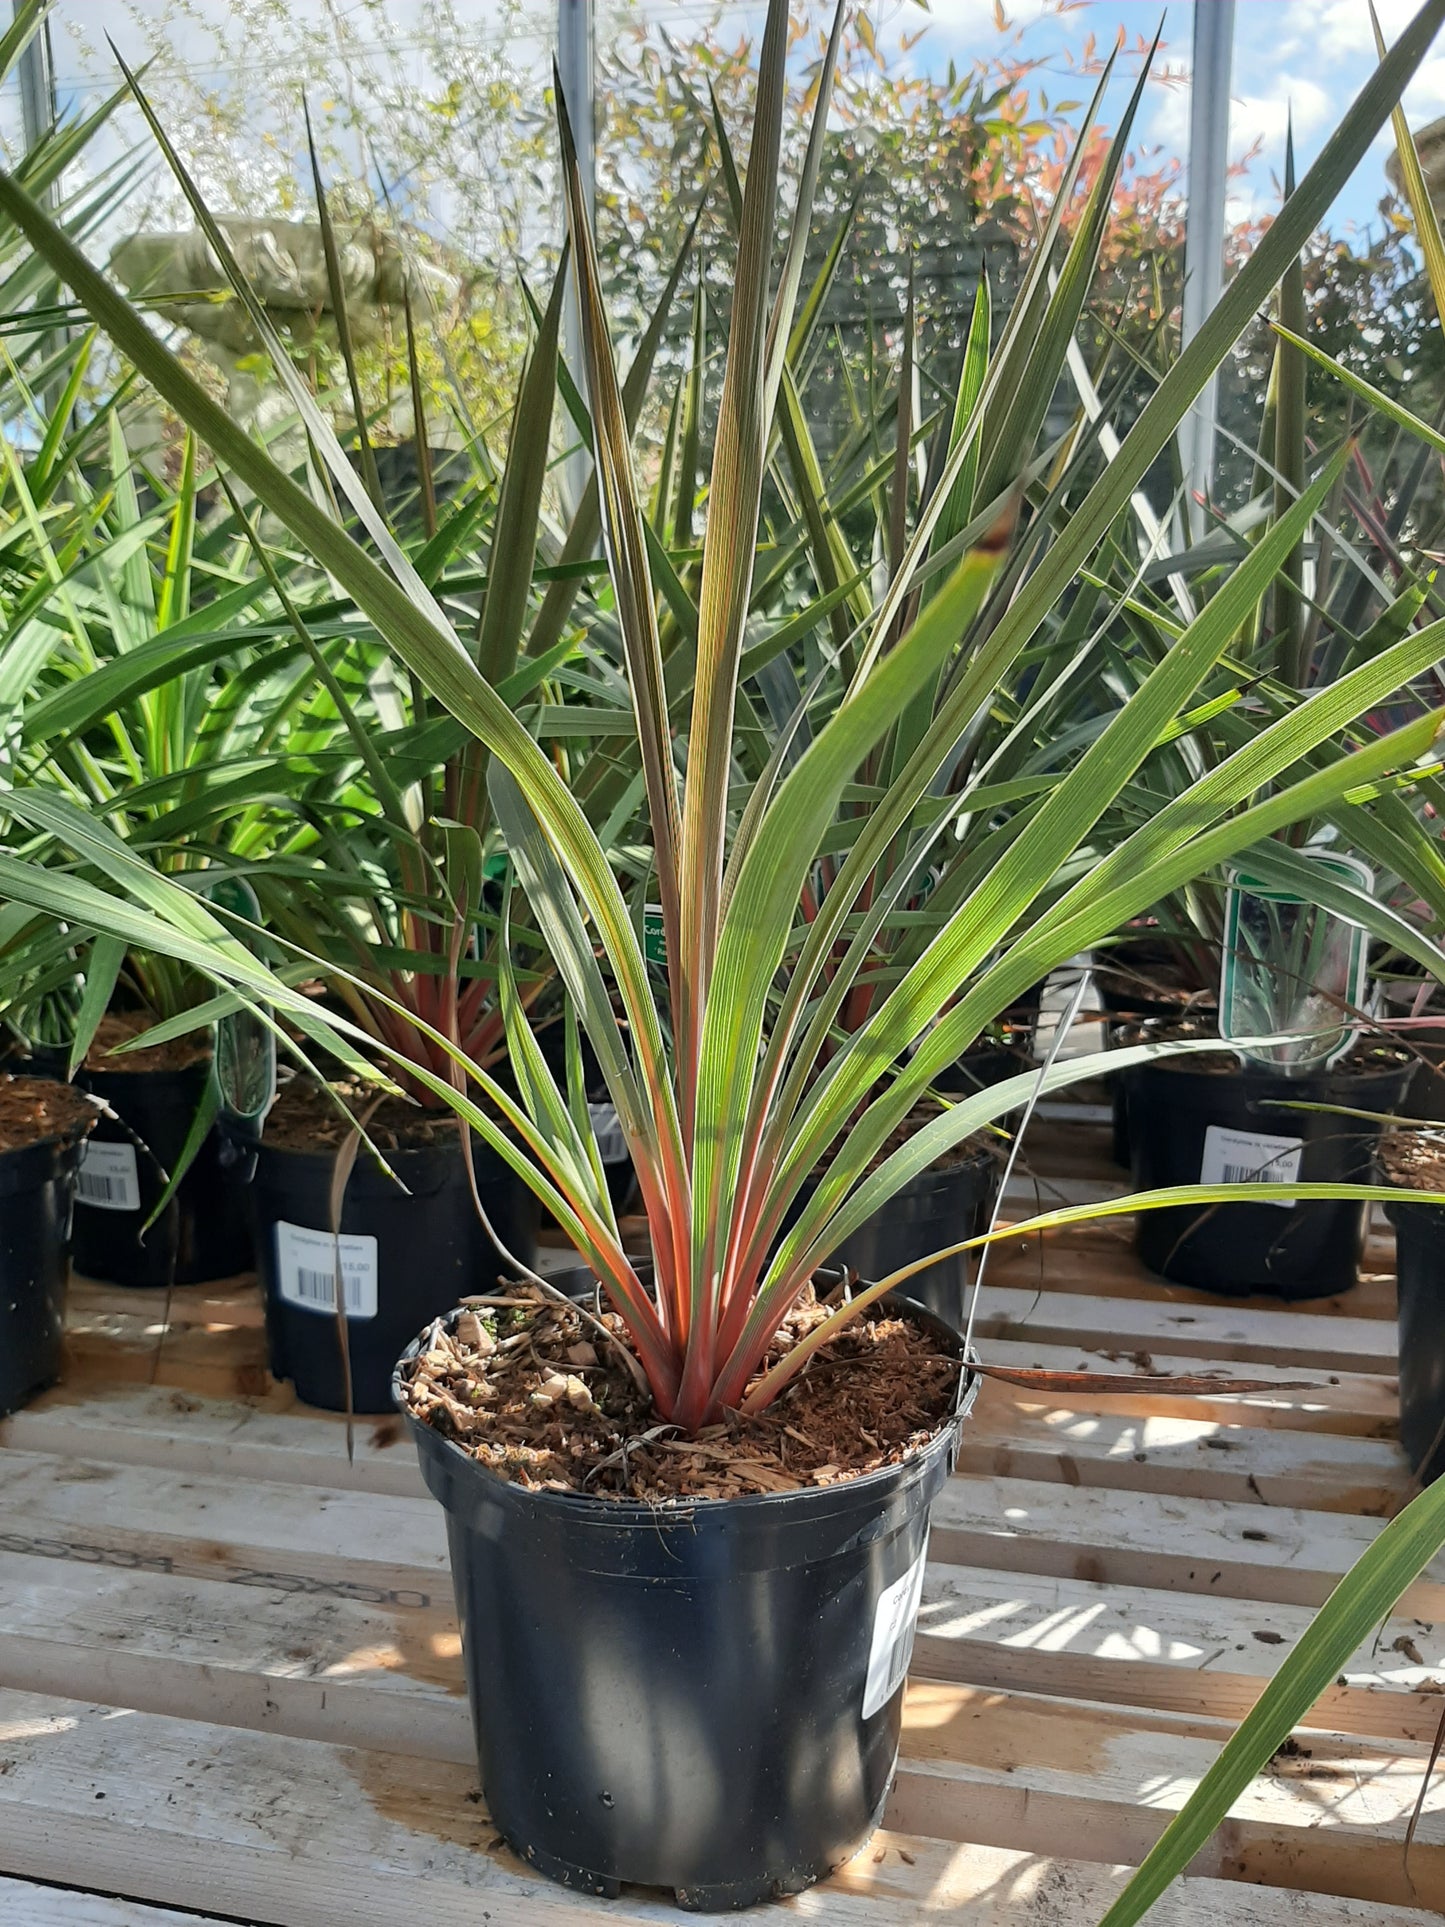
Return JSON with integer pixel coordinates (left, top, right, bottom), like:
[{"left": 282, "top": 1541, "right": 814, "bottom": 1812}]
[
  {"left": 12, "top": 0, "right": 68, "bottom": 418},
  {"left": 1178, "top": 0, "right": 1235, "bottom": 538},
  {"left": 557, "top": 0, "right": 596, "bottom": 514}
]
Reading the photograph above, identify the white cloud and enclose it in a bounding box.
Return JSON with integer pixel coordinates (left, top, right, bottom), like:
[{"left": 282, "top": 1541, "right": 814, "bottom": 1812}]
[
  {"left": 1278, "top": 0, "right": 1430, "bottom": 65},
  {"left": 1229, "top": 72, "right": 1334, "bottom": 154}
]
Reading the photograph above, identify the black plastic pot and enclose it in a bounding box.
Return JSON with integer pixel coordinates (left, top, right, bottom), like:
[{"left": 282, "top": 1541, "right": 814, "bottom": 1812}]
[
  {"left": 395, "top": 1295, "right": 975, "bottom": 1908},
  {"left": 532, "top": 1029, "right": 637, "bottom": 1218},
  {"left": 1399, "top": 1044, "right": 1445, "bottom": 1123},
  {"left": 820, "top": 1150, "right": 1000, "bottom": 1329},
  {"left": 1125, "top": 1053, "right": 1413, "bottom": 1298},
  {"left": 0, "top": 1111, "right": 89, "bottom": 1418},
  {"left": 1389, "top": 1196, "right": 1445, "bottom": 1484},
  {"left": 251, "top": 1130, "right": 539, "bottom": 1413},
  {"left": 934, "top": 1043, "right": 1030, "bottom": 1100},
  {"left": 1107, "top": 1022, "right": 1132, "bottom": 1170},
  {"left": 71, "top": 1062, "right": 251, "bottom": 1289},
  {"left": 0, "top": 1039, "right": 69, "bottom": 1082}
]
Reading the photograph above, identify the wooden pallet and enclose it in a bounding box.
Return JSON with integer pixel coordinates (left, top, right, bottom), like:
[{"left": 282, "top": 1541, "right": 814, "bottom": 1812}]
[{"left": 0, "top": 1106, "right": 1438, "bottom": 1926}]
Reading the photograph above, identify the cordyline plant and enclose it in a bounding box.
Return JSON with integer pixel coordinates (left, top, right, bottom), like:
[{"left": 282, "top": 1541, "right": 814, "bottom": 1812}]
[{"left": 5, "top": 0, "right": 1445, "bottom": 1438}]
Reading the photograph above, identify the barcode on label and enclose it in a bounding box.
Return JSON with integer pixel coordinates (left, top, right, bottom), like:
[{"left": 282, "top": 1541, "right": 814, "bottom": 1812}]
[
  {"left": 587, "top": 1102, "right": 628, "bottom": 1167},
  {"left": 1199, "top": 1126, "right": 1304, "bottom": 1209},
  {"left": 75, "top": 1140, "right": 140, "bottom": 1212},
  {"left": 275, "top": 1221, "right": 379, "bottom": 1319}
]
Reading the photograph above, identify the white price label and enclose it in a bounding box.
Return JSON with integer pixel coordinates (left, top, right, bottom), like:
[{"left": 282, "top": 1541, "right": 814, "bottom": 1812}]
[
  {"left": 587, "top": 1102, "right": 628, "bottom": 1166},
  {"left": 862, "top": 1541, "right": 929, "bottom": 1719},
  {"left": 75, "top": 1139, "right": 140, "bottom": 1212},
  {"left": 275, "top": 1220, "right": 379, "bottom": 1319},
  {"left": 1200, "top": 1126, "right": 1304, "bottom": 1209}
]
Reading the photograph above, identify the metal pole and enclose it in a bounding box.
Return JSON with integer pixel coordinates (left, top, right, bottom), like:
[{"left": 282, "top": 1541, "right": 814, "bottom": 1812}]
[
  {"left": 12, "top": 2, "right": 67, "bottom": 419},
  {"left": 557, "top": 0, "right": 595, "bottom": 515},
  {"left": 1178, "top": 0, "right": 1235, "bottom": 539},
  {"left": 13, "top": 1, "right": 58, "bottom": 197}
]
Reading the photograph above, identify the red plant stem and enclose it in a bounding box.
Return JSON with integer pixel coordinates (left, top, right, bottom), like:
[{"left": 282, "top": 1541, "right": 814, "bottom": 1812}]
[
  {"left": 671, "top": 1313, "right": 717, "bottom": 1433},
  {"left": 709, "top": 1271, "right": 812, "bottom": 1413}
]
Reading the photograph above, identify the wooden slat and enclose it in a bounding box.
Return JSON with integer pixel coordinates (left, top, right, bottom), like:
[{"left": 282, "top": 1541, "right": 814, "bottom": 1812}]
[
  {"left": 913, "top": 1561, "right": 1445, "bottom": 1743},
  {"left": 0, "top": 1690, "right": 1436, "bottom": 1927},
  {"left": 0, "top": 1553, "right": 468, "bottom": 1761},
  {"left": 930, "top": 1476, "right": 1444, "bottom": 1613},
  {"left": 960, "top": 1394, "right": 1409, "bottom": 1510},
  {"left": 2, "top": 1385, "right": 426, "bottom": 1498},
  {"left": 0, "top": 1879, "right": 240, "bottom": 1925},
  {"left": 892, "top": 1682, "right": 1445, "bottom": 1911},
  {"left": 51, "top": 1277, "right": 1403, "bottom": 1443},
  {"left": 977, "top": 1340, "right": 1398, "bottom": 1437},
  {"left": 988, "top": 1228, "right": 1398, "bottom": 1316},
  {"left": 971, "top": 1287, "right": 1396, "bottom": 1374},
  {"left": 0, "top": 1446, "right": 449, "bottom": 1606}
]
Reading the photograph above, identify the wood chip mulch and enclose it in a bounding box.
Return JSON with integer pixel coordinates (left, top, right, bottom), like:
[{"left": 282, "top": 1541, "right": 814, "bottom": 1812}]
[
  {"left": 0, "top": 1075, "right": 96, "bottom": 1154},
  {"left": 1380, "top": 1129, "right": 1445, "bottom": 1195}
]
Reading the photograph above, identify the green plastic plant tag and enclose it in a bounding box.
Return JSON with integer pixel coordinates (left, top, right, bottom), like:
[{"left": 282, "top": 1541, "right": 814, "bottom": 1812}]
[
  {"left": 643, "top": 903, "right": 666, "bottom": 968},
  {"left": 204, "top": 876, "right": 276, "bottom": 1129},
  {"left": 1219, "top": 850, "right": 1373, "bottom": 1073}
]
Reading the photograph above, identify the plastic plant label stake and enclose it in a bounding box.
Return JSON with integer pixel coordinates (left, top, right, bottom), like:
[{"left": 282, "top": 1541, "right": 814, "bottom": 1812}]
[
  {"left": 76, "top": 1139, "right": 140, "bottom": 1212},
  {"left": 1199, "top": 1125, "right": 1304, "bottom": 1209},
  {"left": 275, "top": 1221, "right": 379, "bottom": 1319},
  {"left": 862, "top": 1541, "right": 929, "bottom": 1719},
  {"left": 205, "top": 877, "right": 276, "bottom": 1136},
  {"left": 587, "top": 1101, "right": 628, "bottom": 1166},
  {"left": 1220, "top": 851, "right": 1373, "bottom": 1073}
]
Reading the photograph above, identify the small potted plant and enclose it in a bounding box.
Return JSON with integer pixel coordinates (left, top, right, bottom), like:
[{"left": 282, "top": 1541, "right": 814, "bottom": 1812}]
[
  {"left": 1378, "top": 1119, "right": 1445, "bottom": 1482},
  {"left": 212, "top": 258, "right": 578, "bottom": 1414},
  {"left": 1122, "top": 863, "right": 1415, "bottom": 1296},
  {"left": 0, "top": 1072, "right": 96, "bottom": 1416},
  {"left": 71, "top": 988, "right": 252, "bottom": 1289},
  {"left": 1109, "top": 201, "right": 1430, "bottom": 1297}
]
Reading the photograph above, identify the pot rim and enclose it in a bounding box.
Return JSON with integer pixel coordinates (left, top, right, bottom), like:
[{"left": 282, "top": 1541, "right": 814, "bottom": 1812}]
[
  {"left": 393, "top": 1286, "right": 978, "bottom": 1527},
  {"left": 1126, "top": 1048, "right": 1413, "bottom": 1086}
]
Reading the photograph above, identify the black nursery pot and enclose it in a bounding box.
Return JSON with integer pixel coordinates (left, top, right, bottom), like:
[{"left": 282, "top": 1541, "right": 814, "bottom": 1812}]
[
  {"left": 0, "top": 1038, "right": 70, "bottom": 1082},
  {"left": 395, "top": 1296, "right": 975, "bottom": 1909},
  {"left": 934, "top": 1043, "right": 1030, "bottom": 1100},
  {"left": 0, "top": 1126, "right": 88, "bottom": 1418},
  {"left": 1387, "top": 1196, "right": 1445, "bottom": 1484},
  {"left": 71, "top": 1062, "right": 251, "bottom": 1289},
  {"left": 1125, "top": 1053, "right": 1413, "bottom": 1298},
  {"left": 822, "top": 1149, "right": 999, "bottom": 1329},
  {"left": 251, "top": 1132, "right": 538, "bottom": 1414}
]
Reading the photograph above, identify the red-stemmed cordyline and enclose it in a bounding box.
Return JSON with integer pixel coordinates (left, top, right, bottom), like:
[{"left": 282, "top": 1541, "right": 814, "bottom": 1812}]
[{"left": 7, "top": 0, "right": 1445, "bottom": 1435}]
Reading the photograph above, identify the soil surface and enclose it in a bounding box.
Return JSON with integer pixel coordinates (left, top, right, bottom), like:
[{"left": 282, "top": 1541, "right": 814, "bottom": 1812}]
[
  {"left": 397, "top": 1283, "right": 964, "bottom": 1503},
  {"left": 86, "top": 1012, "right": 210, "bottom": 1075},
  {"left": 1380, "top": 1130, "right": 1445, "bottom": 1194},
  {"left": 0, "top": 1076, "right": 97, "bottom": 1154},
  {"left": 263, "top": 1075, "right": 464, "bottom": 1154},
  {"left": 1095, "top": 942, "right": 1217, "bottom": 1019}
]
